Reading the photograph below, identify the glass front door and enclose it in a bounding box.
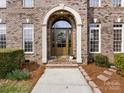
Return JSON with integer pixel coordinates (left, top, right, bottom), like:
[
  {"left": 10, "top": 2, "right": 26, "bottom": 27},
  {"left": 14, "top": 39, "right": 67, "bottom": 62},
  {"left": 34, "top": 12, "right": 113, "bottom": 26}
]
[{"left": 51, "top": 28, "right": 72, "bottom": 56}]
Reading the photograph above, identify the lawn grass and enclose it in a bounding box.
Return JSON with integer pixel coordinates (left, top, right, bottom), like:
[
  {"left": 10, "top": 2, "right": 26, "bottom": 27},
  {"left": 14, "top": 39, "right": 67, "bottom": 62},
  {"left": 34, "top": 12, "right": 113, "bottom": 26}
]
[{"left": 0, "top": 80, "right": 33, "bottom": 93}]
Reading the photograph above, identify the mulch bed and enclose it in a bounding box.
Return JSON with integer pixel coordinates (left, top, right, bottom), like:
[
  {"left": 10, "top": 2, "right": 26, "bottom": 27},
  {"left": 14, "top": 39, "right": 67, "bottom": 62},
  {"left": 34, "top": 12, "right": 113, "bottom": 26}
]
[
  {"left": 21, "top": 62, "right": 40, "bottom": 72},
  {"left": 82, "top": 63, "right": 124, "bottom": 93},
  {"left": 21, "top": 62, "right": 45, "bottom": 83}
]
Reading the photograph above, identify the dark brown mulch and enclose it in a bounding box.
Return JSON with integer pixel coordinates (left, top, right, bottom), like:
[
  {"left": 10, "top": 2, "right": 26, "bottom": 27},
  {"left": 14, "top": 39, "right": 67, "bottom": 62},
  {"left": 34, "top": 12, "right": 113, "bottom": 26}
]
[
  {"left": 21, "top": 62, "right": 40, "bottom": 72},
  {"left": 21, "top": 62, "right": 45, "bottom": 84},
  {"left": 82, "top": 63, "right": 124, "bottom": 93}
]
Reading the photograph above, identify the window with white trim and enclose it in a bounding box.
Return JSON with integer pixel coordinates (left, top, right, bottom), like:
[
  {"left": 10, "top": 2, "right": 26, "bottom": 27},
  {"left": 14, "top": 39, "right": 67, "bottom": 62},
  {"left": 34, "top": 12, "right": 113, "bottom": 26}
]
[
  {"left": 89, "top": 23, "right": 101, "bottom": 53},
  {"left": 0, "top": 0, "right": 6, "bottom": 8},
  {"left": 23, "top": 0, "right": 34, "bottom": 8},
  {"left": 113, "top": 23, "right": 124, "bottom": 52},
  {"left": 23, "top": 24, "right": 34, "bottom": 53},
  {"left": 0, "top": 24, "right": 6, "bottom": 48},
  {"left": 90, "top": 0, "right": 101, "bottom": 7},
  {"left": 112, "top": 0, "right": 124, "bottom": 7}
]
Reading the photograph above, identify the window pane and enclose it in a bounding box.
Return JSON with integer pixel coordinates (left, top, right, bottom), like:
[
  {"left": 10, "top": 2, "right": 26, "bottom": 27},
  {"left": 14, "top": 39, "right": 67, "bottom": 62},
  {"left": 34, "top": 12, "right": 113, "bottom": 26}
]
[
  {"left": 0, "top": 24, "right": 6, "bottom": 48},
  {"left": 90, "top": 0, "right": 100, "bottom": 7},
  {"left": 112, "top": 0, "right": 122, "bottom": 7},
  {"left": 23, "top": 0, "right": 33, "bottom": 7},
  {"left": 89, "top": 24, "right": 100, "bottom": 52},
  {"left": 0, "top": 0, "right": 6, "bottom": 8},
  {"left": 113, "top": 23, "right": 122, "bottom": 52},
  {"left": 52, "top": 21, "right": 71, "bottom": 28},
  {"left": 23, "top": 24, "right": 33, "bottom": 52},
  {"left": 56, "top": 30, "right": 66, "bottom": 48}
]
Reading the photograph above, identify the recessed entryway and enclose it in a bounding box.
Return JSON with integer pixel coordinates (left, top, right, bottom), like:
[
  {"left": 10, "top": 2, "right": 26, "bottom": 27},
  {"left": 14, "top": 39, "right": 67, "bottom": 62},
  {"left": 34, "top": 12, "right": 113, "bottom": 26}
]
[{"left": 42, "top": 4, "right": 82, "bottom": 64}]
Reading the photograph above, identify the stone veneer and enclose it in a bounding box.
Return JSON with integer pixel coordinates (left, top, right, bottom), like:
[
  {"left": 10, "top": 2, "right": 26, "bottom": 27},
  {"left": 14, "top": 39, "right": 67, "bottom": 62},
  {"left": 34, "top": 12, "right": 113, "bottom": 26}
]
[{"left": 0, "top": 0, "right": 124, "bottom": 64}]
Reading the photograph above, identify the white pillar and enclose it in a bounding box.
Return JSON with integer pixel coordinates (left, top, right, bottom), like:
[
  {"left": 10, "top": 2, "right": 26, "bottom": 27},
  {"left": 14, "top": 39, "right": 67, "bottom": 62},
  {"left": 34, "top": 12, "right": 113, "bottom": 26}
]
[
  {"left": 76, "top": 24, "right": 82, "bottom": 63},
  {"left": 42, "top": 24, "right": 47, "bottom": 63}
]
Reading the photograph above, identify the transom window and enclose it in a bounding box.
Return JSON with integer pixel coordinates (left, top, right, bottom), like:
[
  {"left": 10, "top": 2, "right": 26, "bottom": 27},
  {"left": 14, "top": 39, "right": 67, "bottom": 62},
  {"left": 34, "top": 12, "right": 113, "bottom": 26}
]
[
  {"left": 112, "top": 0, "right": 123, "bottom": 7},
  {"left": 113, "top": 23, "right": 124, "bottom": 53},
  {"left": 90, "top": 0, "right": 101, "bottom": 7},
  {"left": 0, "top": 24, "right": 6, "bottom": 48},
  {"left": 23, "top": 24, "right": 34, "bottom": 53},
  {"left": 52, "top": 20, "right": 72, "bottom": 29},
  {"left": 0, "top": 0, "right": 6, "bottom": 8},
  {"left": 89, "top": 23, "right": 101, "bottom": 53},
  {"left": 23, "top": 0, "right": 34, "bottom": 8}
]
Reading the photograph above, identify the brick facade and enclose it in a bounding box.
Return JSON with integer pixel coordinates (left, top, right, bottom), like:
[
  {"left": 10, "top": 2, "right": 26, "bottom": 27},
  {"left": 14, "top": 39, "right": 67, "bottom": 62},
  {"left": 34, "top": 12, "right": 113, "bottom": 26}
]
[{"left": 0, "top": 0, "right": 124, "bottom": 64}]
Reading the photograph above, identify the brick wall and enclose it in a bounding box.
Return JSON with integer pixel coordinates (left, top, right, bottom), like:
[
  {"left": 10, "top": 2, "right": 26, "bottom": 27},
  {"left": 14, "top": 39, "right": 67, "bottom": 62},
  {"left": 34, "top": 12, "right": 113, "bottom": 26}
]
[{"left": 0, "top": 0, "right": 123, "bottom": 64}]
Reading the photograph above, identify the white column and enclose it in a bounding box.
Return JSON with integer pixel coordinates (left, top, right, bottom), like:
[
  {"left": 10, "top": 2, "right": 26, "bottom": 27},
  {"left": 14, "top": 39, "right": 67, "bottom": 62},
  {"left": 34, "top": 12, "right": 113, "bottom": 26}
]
[
  {"left": 42, "top": 24, "right": 47, "bottom": 63},
  {"left": 76, "top": 24, "right": 82, "bottom": 63},
  {"left": 122, "top": 24, "right": 124, "bottom": 52}
]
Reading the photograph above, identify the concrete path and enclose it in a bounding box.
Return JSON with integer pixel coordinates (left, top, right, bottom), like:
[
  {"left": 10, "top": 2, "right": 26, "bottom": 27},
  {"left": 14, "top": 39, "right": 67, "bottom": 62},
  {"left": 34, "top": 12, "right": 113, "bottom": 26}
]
[{"left": 31, "top": 68, "right": 93, "bottom": 93}]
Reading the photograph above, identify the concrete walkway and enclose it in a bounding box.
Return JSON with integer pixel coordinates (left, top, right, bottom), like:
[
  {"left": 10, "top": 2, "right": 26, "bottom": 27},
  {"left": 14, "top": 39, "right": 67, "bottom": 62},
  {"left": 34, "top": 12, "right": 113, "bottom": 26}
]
[{"left": 31, "top": 68, "right": 93, "bottom": 93}]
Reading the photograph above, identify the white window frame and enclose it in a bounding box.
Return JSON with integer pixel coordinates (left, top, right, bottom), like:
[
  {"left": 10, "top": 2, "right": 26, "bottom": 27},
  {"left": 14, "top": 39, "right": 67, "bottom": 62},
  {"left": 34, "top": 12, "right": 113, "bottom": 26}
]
[
  {"left": 23, "top": 24, "right": 34, "bottom": 54},
  {"left": 113, "top": 23, "right": 124, "bottom": 53},
  {"left": 89, "top": 23, "right": 101, "bottom": 53},
  {"left": 0, "top": 24, "right": 6, "bottom": 48},
  {"left": 23, "top": 0, "right": 34, "bottom": 8},
  {"left": 112, "top": 0, "right": 124, "bottom": 7},
  {"left": 122, "top": 0, "right": 124, "bottom": 7},
  {"left": 90, "top": 0, "right": 101, "bottom": 7},
  {"left": 0, "top": 0, "right": 6, "bottom": 8}
]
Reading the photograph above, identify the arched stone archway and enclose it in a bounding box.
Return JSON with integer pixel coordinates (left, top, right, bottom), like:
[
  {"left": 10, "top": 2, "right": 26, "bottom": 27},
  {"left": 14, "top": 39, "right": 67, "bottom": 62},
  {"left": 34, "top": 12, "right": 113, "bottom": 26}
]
[{"left": 42, "top": 4, "right": 82, "bottom": 63}]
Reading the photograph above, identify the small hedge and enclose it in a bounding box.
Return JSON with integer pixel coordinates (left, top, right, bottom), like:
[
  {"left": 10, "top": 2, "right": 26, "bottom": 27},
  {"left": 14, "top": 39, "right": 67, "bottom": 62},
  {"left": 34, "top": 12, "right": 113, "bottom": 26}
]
[
  {"left": 6, "top": 69, "right": 30, "bottom": 80},
  {"left": 94, "top": 54, "right": 110, "bottom": 68},
  {"left": 0, "top": 49, "right": 25, "bottom": 78},
  {"left": 114, "top": 53, "right": 124, "bottom": 76}
]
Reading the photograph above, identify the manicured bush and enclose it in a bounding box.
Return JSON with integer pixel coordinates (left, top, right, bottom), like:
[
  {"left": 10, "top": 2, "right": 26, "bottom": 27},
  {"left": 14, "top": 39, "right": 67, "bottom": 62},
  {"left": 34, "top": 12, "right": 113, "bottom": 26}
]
[
  {"left": 94, "top": 54, "right": 110, "bottom": 68},
  {"left": 0, "top": 49, "right": 25, "bottom": 78},
  {"left": 114, "top": 53, "right": 124, "bottom": 76},
  {"left": 6, "top": 69, "right": 30, "bottom": 80}
]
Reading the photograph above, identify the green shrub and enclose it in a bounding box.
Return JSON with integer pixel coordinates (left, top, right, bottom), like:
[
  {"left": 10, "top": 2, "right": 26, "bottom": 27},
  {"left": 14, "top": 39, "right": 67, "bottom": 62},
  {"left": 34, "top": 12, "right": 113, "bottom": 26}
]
[
  {"left": 0, "top": 49, "right": 25, "bottom": 78},
  {"left": 94, "top": 54, "right": 110, "bottom": 68},
  {"left": 114, "top": 53, "right": 124, "bottom": 76},
  {"left": 6, "top": 69, "right": 30, "bottom": 80}
]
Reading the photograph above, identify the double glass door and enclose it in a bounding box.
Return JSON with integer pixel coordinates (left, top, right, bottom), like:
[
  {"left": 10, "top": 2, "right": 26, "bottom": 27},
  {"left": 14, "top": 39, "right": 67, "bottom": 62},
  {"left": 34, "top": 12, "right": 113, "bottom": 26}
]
[{"left": 51, "top": 28, "right": 72, "bottom": 56}]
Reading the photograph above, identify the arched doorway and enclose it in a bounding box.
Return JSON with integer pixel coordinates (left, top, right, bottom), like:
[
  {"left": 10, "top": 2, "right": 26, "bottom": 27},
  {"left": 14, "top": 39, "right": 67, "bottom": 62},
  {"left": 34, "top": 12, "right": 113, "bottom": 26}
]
[
  {"left": 42, "top": 4, "right": 82, "bottom": 63},
  {"left": 47, "top": 10, "right": 76, "bottom": 59}
]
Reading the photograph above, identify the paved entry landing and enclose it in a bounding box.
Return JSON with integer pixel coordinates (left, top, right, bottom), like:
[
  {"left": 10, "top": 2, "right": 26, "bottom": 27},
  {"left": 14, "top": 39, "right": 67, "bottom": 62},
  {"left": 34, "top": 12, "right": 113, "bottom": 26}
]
[{"left": 31, "top": 68, "right": 93, "bottom": 93}]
